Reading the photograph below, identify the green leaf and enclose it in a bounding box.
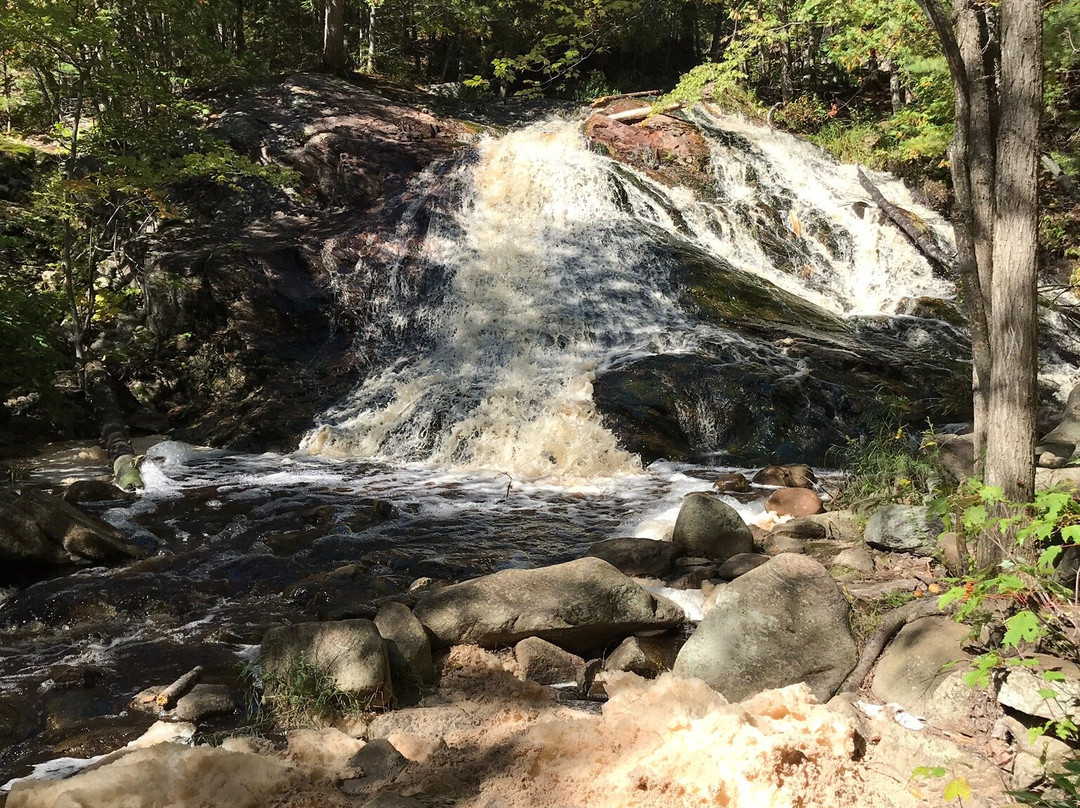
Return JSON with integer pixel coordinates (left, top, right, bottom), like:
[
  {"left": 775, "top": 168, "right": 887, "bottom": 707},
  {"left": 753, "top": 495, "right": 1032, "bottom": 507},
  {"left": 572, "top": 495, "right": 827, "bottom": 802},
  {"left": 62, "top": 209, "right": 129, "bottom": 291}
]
[
  {"left": 1002, "top": 611, "right": 1042, "bottom": 648},
  {"left": 963, "top": 504, "right": 987, "bottom": 531},
  {"left": 912, "top": 766, "right": 947, "bottom": 779},
  {"left": 943, "top": 776, "right": 971, "bottom": 802},
  {"left": 1043, "top": 670, "right": 1068, "bottom": 682},
  {"left": 1037, "top": 688, "right": 1059, "bottom": 700},
  {"left": 1038, "top": 545, "right": 1065, "bottom": 569},
  {"left": 938, "top": 585, "right": 969, "bottom": 608}
]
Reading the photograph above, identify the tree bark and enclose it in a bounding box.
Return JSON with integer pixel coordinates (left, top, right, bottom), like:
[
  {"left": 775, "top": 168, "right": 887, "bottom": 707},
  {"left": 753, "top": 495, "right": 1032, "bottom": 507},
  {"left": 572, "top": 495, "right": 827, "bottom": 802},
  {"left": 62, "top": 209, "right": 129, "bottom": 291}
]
[
  {"left": 84, "top": 361, "right": 143, "bottom": 491},
  {"left": 983, "top": 0, "right": 1041, "bottom": 507},
  {"left": 323, "top": 0, "right": 347, "bottom": 74}
]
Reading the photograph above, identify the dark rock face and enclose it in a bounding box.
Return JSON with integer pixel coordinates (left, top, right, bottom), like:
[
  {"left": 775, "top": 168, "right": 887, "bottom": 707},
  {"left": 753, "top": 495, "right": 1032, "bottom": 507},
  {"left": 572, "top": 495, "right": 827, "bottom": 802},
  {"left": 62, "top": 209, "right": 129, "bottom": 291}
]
[
  {"left": 0, "top": 490, "right": 148, "bottom": 583},
  {"left": 592, "top": 236, "right": 973, "bottom": 466},
  {"left": 126, "top": 74, "right": 465, "bottom": 451}
]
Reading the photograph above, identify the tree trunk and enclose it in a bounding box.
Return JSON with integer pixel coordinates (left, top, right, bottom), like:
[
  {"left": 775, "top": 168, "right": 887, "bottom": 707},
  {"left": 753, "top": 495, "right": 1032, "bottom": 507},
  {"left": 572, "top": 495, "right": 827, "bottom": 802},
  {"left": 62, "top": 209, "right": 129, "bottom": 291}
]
[
  {"left": 983, "top": 0, "right": 1041, "bottom": 507},
  {"left": 323, "top": 0, "right": 347, "bottom": 74},
  {"left": 366, "top": 1, "right": 377, "bottom": 74}
]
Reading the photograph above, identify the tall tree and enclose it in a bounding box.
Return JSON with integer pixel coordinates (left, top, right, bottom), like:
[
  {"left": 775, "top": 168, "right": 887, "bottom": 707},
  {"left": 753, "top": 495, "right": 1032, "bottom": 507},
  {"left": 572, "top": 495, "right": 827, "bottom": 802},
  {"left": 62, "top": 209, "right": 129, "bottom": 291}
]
[
  {"left": 324, "top": 0, "right": 347, "bottom": 73},
  {"left": 913, "top": 0, "right": 1042, "bottom": 563}
]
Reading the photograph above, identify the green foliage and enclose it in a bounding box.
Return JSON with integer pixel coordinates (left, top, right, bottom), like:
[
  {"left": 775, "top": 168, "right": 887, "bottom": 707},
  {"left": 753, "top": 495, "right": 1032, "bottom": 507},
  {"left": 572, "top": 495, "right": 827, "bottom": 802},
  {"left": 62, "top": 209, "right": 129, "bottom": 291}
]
[
  {"left": 810, "top": 121, "right": 886, "bottom": 168},
  {"left": 252, "top": 655, "right": 374, "bottom": 729},
  {"left": 832, "top": 422, "right": 950, "bottom": 508},
  {"left": 663, "top": 62, "right": 757, "bottom": 111},
  {"left": 934, "top": 480, "right": 1080, "bottom": 738}
]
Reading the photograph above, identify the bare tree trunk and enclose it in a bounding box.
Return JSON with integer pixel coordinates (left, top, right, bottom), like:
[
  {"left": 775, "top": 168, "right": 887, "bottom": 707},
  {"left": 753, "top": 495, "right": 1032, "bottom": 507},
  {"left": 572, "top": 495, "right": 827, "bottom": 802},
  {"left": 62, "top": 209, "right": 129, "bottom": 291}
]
[
  {"left": 365, "top": 1, "right": 377, "bottom": 74},
  {"left": 984, "top": 0, "right": 1041, "bottom": 507},
  {"left": 323, "top": 0, "right": 346, "bottom": 74}
]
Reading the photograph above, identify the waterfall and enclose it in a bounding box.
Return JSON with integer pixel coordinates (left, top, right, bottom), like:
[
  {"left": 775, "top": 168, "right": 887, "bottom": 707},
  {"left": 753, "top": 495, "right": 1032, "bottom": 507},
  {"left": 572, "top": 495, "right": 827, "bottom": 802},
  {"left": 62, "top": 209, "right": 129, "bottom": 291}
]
[{"left": 302, "top": 111, "right": 958, "bottom": 480}]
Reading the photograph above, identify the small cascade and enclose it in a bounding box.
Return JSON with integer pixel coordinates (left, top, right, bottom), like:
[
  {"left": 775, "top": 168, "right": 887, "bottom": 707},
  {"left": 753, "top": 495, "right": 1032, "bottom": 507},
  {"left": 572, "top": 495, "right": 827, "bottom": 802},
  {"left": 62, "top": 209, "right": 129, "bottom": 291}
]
[{"left": 303, "top": 111, "right": 962, "bottom": 479}]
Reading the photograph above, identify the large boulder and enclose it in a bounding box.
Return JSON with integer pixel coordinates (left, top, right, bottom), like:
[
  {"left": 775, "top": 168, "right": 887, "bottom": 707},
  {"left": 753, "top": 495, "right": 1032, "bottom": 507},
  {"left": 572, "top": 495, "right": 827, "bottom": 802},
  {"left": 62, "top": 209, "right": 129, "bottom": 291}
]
[
  {"left": 411, "top": 558, "right": 683, "bottom": 653},
  {"left": 764, "top": 487, "right": 823, "bottom": 518},
  {"left": 1037, "top": 382, "right": 1080, "bottom": 466},
  {"left": 671, "top": 492, "right": 754, "bottom": 562},
  {"left": 0, "top": 490, "right": 147, "bottom": 582},
  {"left": 864, "top": 504, "right": 942, "bottom": 556},
  {"left": 869, "top": 616, "right": 978, "bottom": 734},
  {"left": 514, "top": 637, "right": 586, "bottom": 686},
  {"left": 260, "top": 619, "right": 391, "bottom": 707},
  {"left": 673, "top": 554, "right": 857, "bottom": 702},
  {"left": 374, "top": 602, "right": 434, "bottom": 706},
  {"left": 583, "top": 536, "right": 680, "bottom": 578}
]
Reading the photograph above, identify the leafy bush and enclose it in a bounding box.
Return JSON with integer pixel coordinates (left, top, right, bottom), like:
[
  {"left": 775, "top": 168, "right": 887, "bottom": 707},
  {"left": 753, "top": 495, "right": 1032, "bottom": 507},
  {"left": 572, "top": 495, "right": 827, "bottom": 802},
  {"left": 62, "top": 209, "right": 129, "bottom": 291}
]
[
  {"left": 933, "top": 481, "right": 1080, "bottom": 739},
  {"left": 832, "top": 422, "right": 950, "bottom": 508}
]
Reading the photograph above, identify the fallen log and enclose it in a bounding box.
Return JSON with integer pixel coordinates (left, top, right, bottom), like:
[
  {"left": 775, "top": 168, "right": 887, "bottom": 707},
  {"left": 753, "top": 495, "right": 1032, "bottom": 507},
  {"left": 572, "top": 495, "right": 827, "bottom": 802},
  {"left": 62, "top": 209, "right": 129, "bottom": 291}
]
[
  {"left": 855, "top": 167, "right": 957, "bottom": 276},
  {"left": 83, "top": 360, "right": 143, "bottom": 491},
  {"left": 1042, "top": 154, "right": 1080, "bottom": 203},
  {"left": 607, "top": 102, "right": 684, "bottom": 124},
  {"left": 590, "top": 90, "right": 660, "bottom": 108},
  {"left": 156, "top": 665, "right": 204, "bottom": 709}
]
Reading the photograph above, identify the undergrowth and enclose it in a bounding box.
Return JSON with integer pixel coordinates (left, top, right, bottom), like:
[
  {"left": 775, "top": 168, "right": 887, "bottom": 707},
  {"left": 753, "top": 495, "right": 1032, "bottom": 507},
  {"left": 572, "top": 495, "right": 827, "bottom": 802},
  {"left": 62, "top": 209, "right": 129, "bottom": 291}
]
[
  {"left": 244, "top": 655, "right": 376, "bottom": 730},
  {"left": 831, "top": 422, "right": 951, "bottom": 509}
]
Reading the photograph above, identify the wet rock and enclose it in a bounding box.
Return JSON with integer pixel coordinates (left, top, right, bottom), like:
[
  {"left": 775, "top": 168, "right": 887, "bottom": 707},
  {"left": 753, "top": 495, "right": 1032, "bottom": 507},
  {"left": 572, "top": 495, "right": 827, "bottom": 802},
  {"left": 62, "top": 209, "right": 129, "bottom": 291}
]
[
  {"left": 716, "top": 553, "right": 770, "bottom": 580},
  {"left": 864, "top": 504, "right": 942, "bottom": 556},
  {"left": 753, "top": 464, "right": 816, "bottom": 488},
  {"left": 714, "top": 472, "right": 752, "bottom": 493},
  {"left": 63, "top": 479, "right": 133, "bottom": 504},
  {"left": 870, "top": 616, "right": 978, "bottom": 734},
  {"left": 584, "top": 112, "right": 710, "bottom": 189},
  {"left": 412, "top": 558, "right": 683, "bottom": 653},
  {"left": 374, "top": 601, "right": 434, "bottom": 706},
  {"left": 171, "top": 684, "right": 237, "bottom": 722},
  {"left": 0, "top": 490, "right": 147, "bottom": 581},
  {"left": 583, "top": 536, "right": 680, "bottom": 578},
  {"left": 514, "top": 637, "right": 586, "bottom": 686},
  {"left": 673, "top": 554, "right": 857, "bottom": 702},
  {"left": 603, "top": 636, "right": 677, "bottom": 678},
  {"left": 998, "top": 655, "right": 1080, "bottom": 723},
  {"left": 764, "top": 487, "right": 823, "bottom": 517},
  {"left": 671, "top": 492, "right": 754, "bottom": 563},
  {"left": 261, "top": 619, "right": 392, "bottom": 707}
]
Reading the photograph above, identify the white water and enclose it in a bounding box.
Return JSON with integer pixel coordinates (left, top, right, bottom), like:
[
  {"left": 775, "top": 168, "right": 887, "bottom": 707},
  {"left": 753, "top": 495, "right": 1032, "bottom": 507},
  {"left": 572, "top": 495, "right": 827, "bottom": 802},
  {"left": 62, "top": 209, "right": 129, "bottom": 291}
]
[{"left": 303, "top": 111, "right": 957, "bottom": 480}]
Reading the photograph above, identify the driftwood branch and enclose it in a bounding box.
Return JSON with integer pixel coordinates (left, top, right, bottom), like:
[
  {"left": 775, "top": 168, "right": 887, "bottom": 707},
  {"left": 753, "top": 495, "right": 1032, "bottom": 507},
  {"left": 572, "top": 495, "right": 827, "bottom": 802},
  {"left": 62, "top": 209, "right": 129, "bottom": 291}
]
[
  {"left": 84, "top": 359, "right": 143, "bottom": 491},
  {"left": 590, "top": 90, "right": 660, "bottom": 108},
  {"left": 856, "top": 167, "right": 957, "bottom": 275},
  {"left": 840, "top": 597, "right": 943, "bottom": 693},
  {"left": 156, "top": 665, "right": 204, "bottom": 709},
  {"left": 1042, "top": 154, "right": 1080, "bottom": 203},
  {"left": 606, "top": 102, "right": 684, "bottom": 124}
]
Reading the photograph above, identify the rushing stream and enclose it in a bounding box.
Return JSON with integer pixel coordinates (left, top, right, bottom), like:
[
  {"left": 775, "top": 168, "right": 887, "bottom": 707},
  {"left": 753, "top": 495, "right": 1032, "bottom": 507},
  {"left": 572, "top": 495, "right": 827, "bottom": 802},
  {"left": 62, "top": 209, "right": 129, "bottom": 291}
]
[{"left": 3, "top": 107, "right": 1073, "bottom": 786}]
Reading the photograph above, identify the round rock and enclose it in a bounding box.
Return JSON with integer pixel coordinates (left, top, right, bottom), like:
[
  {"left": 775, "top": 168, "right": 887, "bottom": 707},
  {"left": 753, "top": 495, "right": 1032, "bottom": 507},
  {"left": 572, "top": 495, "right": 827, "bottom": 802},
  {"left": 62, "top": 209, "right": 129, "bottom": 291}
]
[{"left": 671, "top": 492, "right": 754, "bottom": 563}]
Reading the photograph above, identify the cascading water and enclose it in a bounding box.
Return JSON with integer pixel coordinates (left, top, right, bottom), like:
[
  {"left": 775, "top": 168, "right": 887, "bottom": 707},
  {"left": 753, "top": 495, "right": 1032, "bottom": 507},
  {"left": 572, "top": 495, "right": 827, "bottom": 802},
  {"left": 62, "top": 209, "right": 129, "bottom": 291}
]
[{"left": 301, "top": 110, "right": 957, "bottom": 479}]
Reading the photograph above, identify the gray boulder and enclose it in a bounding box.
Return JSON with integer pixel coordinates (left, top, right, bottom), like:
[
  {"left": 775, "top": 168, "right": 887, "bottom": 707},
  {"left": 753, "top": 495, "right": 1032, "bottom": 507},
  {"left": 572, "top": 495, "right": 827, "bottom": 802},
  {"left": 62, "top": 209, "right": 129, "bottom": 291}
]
[
  {"left": 172, "top": 684, "right": 238, "bottom": 723},
  {"left": 584, "top": 537, "right": 680, "bottom": 578},
  {"left": 603, "top": 636, "right": 676, "bottom": 678},
  {"left": 0, "top": 490, "right": 147, "bottom": 577},
  {"left": 716, "top": 552, "right": 770, "bottom": 580},
  {"left": 1037, "top": 382, "right": 1080, "bottom": 466},
  {"left": 870, "top": 616, "right": 977, "bottom": 734},
  {"left": 261, "top": 619, "right": 391, "bottom": 707},
  {"left": 864, "top": 504, "right": 942, "bottom": 556},
  {"left": 514, "top": 637, "right": 586, "bottom": 686},
  {"left": 412, "top": 557, "right": 683, "bottom": 653},
  {"left": 671, "top": 492, "right": 754, "bottom": 562},
  {"left": 997, "top": 654, "right": 1080, "bottom": 723},
  {"left": 673, "top": 554, "right": 857, "bottom": 702},
  {"left": 374, "top": 602, "right": 434, "bottom": 706}
]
